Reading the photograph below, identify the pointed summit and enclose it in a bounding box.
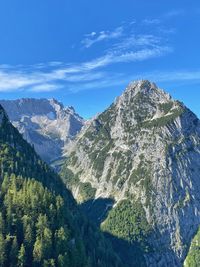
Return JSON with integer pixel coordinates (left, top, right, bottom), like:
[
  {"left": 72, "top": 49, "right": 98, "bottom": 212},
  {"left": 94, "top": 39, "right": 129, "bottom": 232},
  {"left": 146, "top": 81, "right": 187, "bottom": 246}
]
[
  {"left": 127, "top": 79, "right": 156, "bottom": 92},
  {"left": 123, "top": 80, "right": 165, "bottom": 95},
  {"left": 112, "top": 80, "right": 185, "bottom": 130},
  {"left": 62, "top": 80, "right": 200, "bottom": 267},
  {"left": 119, "top": 80, "right": 172, "bottom": 106}
]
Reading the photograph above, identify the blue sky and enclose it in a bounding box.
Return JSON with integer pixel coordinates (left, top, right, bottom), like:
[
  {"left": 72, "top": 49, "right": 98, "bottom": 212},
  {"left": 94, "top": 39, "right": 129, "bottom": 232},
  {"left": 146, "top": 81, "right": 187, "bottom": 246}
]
[{"left": 0, "top": 0, "right": 200, "bottom": 118}]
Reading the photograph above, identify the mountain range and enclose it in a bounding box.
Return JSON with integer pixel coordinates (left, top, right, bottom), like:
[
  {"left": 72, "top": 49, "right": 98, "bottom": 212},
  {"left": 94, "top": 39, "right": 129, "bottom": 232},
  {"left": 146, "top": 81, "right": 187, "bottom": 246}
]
[
  {"left": 0, "top": 98, "right": 84, "bottom": 168},
  {"left": 1, "top": 80, "right": 200, "bottom": 266}
]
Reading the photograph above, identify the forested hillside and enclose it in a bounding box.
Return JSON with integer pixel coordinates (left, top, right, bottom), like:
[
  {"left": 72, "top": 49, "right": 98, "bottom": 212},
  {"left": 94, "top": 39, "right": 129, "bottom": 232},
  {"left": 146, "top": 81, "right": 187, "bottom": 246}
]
[{"left": 0, "top": 105, "right": 122, "bottom": 267}]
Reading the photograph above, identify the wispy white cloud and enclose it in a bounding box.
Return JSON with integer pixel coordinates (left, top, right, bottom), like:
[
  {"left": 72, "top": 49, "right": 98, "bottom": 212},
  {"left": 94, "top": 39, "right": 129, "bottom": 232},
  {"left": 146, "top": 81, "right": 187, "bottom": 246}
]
[
  {"left": 0, "top": 45, "right": 171, "bottom": 93},
  {"left": 130, "top": 20, "right": 136, "bottom": 25},
  {"left": 0, "top": 67, "right": 106, "bottom": 92},
  {"left": 94, "top": 46, "right": 171, "bottom": 66},
  {"left": 0, "top": 63, "right": 200, "bottom": 94},
  {"left": 74, "top": 44, "right": 171, "bottom": 72},
  {"left": 69, "top": 70, "right": 200, "bottom": 92},
  {"left": 82, "top": 26, "right": 123, "bottom": 48},
  {"left": 29, "top": 83, "right": 63, "bottom": 92},
  {"left": 145, "top": 70, "right": 200, "bottom": 83},
  {"left": 110, "top": 34, "right": 161, "bottom": 51},
  {"left": 0, "top": 70, "right": 40, "bottom": 91},
  {"left": 0, "top": 19, "right": 178, "bottom": 93},
  {"left": 0, "top": 31, "right": 172, "bottom": 93},
  {"left": 80, "top": 27, "right": 172, "bottom": 70},
  {"left": 163, "top": 9, "right": 185, "bottom": 19},
  {"left": 142, "top": 19, "right": 161, "bottom": 25}
]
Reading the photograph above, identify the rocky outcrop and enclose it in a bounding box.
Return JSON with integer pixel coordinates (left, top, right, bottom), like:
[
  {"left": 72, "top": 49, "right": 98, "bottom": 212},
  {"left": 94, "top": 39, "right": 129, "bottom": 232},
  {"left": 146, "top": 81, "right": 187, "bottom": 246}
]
[
  {"left": 0, "top": 98, "right": 84, "bottom": 166},
  {"left": 62, "top": 80, "right": 200, "bottom": 266}
]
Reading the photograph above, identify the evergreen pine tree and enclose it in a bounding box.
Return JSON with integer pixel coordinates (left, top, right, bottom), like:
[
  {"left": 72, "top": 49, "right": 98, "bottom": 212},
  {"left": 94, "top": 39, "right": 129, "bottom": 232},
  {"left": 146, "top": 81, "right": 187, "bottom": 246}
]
[{"left": 18, "top": 244, "right": 26, "bottom": 267}]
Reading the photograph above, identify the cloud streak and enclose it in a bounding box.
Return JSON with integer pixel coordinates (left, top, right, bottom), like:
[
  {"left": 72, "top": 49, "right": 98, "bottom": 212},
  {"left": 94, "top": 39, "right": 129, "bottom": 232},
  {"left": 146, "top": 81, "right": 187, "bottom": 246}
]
[
  {"left": 163, "top": 9, "right": 185, "bottom": 19},
  {"left": 0, "top": 38, "right": 172, "bottom": 93},
  {"left": 0, "top": 20, "right": 176, "bottom": 93},
  {"left": 142, "top": 19, "right": 161, "bottom": 25},
  {"left": 1, "top": 64, "right": 200, "bottom": 94},
  {"left": 0, "top": 45, "right": 171, "bottom": 93},
  {"left": 82, "top": 26, "right": 123, "bottom": 48},
  {"left": 29, "top": 83, "right": 64, "bottom": 92},
  {"left": 68, "top": 70, "right": 200, "bottom": 92}
]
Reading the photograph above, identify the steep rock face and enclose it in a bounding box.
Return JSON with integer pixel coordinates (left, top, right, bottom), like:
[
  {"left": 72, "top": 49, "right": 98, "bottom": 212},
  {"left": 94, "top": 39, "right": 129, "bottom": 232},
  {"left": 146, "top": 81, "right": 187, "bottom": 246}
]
[
  {"left": 0, "top": 98, "right": 84, "bottom": 165},
  {"left": 62, "top": 80, "right": 200, "bottom": 266}
]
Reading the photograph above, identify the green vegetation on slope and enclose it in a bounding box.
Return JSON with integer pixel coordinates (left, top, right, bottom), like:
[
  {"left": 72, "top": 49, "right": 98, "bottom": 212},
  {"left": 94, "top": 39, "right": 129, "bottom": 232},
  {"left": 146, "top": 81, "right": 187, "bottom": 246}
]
[
  {"left": 101, "top": 199, "right": 152, "bottom": 267},
  {"left": 60, "top": 165, "right": 80, "bottom": 189},
  {"left": 79, "top": 182, "right": 96, "bottom": 202},
  {"left": 0, "top": 174, "right": 82, "bottom": 267},
  {"left": 0, "top": 106, "right": 122, "bottom": 267},
  {"left": 141, "top": 106, "right": 184, "bottom": 129},
  {"left": 101, "top": 199, "right": 151, "bottom": 249},
  {"left": 184, "top": 227, "right": 200, "bottom": 267}
]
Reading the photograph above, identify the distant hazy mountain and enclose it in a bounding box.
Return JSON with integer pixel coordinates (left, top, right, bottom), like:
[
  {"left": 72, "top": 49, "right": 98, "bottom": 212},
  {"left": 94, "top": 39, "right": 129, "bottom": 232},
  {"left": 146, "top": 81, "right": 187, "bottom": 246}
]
[
  {"left": 0, "top": 98, "right": 84, "bottom": 167},
  {"left": 61, "top": 80, "right": 200, "bottom": 267}
]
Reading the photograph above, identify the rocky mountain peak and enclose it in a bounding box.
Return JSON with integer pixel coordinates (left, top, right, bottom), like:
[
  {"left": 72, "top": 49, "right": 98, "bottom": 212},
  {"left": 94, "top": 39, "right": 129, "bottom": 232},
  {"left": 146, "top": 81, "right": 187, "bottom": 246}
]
[
  {"left": 127, "top": 79, "right": 156, "bottom": 93},
  {"left": 66, "top": 105, "right": 76, "bottom": 113},
  {"left": 62, "top": 80, "right": 200, "bottom": 266},
  {"left": 49, "top": 98, "right": 64, "bottom": 111},
  {"left": 116, "top": 80, "right": 172, "bottom": 109},
  {"left": 107, "top": 80, "right": 185, "bottom": 138}
]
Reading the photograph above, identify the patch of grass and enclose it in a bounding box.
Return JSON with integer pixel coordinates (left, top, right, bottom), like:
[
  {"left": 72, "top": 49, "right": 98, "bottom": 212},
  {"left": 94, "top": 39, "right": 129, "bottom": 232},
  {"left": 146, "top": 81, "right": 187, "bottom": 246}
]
[
  {"left": 60, "top": 166, "right": 80, "bottom": 189},
  {"left": 159, "top": 102, "right": 173, "bottom": 114},
  {"left": 79, "top": 182, "right": 96, "bottom": 201},
  {"left": 141, "top": 106, "right": 184, "bottom": 129}
]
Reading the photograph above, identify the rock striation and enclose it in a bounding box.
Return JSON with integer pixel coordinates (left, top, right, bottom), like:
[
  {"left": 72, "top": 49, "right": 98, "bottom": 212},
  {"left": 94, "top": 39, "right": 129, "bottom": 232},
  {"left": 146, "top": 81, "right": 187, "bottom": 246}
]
[
  {"left": 62, "top": 80, "right": 200, "bottom": 266},
  {"left": 0, "top": 98, "right": 84, "bottom": 166}
]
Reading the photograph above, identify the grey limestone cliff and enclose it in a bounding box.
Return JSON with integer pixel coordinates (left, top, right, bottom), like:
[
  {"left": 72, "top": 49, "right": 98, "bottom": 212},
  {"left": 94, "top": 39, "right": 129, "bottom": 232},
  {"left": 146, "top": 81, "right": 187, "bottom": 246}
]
[
  {"left": 0, "top": 98, "right": 84, "bottom": 166},
  {"left": 62, "top": 80, "right": 200, "bottom": 266}
]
